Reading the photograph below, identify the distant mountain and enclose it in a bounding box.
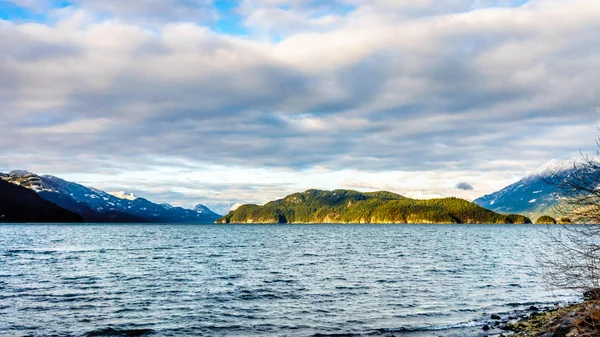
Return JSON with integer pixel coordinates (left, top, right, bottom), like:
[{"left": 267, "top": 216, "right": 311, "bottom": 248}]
[
  {"left": 1, "top": 171, "right": 220, "bottom": 223},
  {"left": 200, "top": 201, "right": 242, "bottom": 216},
  {"left": 194, "top": 204, "right": 214, "bottom": 214},
  {"left": 1, "top": 172, "right": 146, "bottom": 222},
  {"left": 474, "top": 157, "right": 586, "bottom": 218},
  {"left": 217, "top": 189, "right": 531, "bottom": 224},
  {"left": 0, "top": 179, "right": 82, "bottom": 223}
]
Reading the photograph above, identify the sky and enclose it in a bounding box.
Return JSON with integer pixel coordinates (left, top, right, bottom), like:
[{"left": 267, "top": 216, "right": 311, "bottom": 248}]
[{"left": 1, "top": 0, "right": 600, "bottom": 214}]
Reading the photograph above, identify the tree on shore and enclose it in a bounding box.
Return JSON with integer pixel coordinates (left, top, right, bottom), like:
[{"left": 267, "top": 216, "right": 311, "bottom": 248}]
[{"left": 537, "top": 145, "right": 600, "bottom": 293}]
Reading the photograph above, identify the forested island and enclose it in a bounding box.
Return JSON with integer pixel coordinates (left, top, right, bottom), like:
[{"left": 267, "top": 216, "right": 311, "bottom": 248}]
[{"left": 216, "top": 189, "right": 531, "bottom": 224}]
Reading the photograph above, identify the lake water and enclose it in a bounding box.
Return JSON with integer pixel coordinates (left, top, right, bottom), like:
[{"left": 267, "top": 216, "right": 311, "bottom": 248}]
[{"left": 0, "top": 224, "right": 576, "bottom": 337}]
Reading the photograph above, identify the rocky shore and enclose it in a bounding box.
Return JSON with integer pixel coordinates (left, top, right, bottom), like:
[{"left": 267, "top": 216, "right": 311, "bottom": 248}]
[{"left": 482, "top": 301, "right": 600, "bottom": 337}]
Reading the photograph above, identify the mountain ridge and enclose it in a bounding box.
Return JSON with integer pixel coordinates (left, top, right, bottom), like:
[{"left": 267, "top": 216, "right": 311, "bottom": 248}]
[
  {"left": 0, "top": 170, "right": 220, "bottom": 223},
  {"left": 0, "top": 179, "right": 83, "bottom": 223}
]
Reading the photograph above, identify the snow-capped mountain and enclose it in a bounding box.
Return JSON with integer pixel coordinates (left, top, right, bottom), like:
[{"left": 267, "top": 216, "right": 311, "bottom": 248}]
[
  {"left": 474, "top": 157, "right": 589, "bottom": 218},
  {"left": 194, "top": 204, "right": 212, "bottom": 214},
  {"left": 0, "top": 170, "right": 220, "bottom": 223}
]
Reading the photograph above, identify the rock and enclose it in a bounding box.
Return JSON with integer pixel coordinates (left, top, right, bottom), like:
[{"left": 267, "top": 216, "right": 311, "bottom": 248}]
[
  {"left": 565, "top": 329, "right": 579, "bottom": 337},
  {"left": 583, "top": 288, "right": 600, "bottom": 301},
  {"left": 559, "top": 317, "right": 575, "bottom": 326},
  {"left": 553, "top": 322, "right": 574, "bottom": 337},
  {"left": 482, "top": 325, "right": 491, "bottom": 331},
  {"left": 528, "top": 305, "right": 539, "bottom": 311},
  {"left": 491, "top": 314, "right": 502, "bottom": 320}
]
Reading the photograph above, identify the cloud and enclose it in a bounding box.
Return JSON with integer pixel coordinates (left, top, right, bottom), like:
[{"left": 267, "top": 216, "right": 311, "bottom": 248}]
[
  {"left": 1, "top": 0, "right": 600, "bottom": 206},
  {"left": 5, "top": 0, "right": 220, "bottom": 23},
  {"left": 456, "top": 182, "right": 474, "bottom": 191},
  {"left": 73, "top": 0, "right": 216, "bottom": 19},
  {"left": 64, "top": 165, "right": 521, "bottom": 210}
]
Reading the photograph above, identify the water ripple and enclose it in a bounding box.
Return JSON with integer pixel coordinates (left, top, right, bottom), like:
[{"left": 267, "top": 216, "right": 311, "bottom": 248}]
[{"left": 0, "top": 224, "right": 577, "bottom": 337}]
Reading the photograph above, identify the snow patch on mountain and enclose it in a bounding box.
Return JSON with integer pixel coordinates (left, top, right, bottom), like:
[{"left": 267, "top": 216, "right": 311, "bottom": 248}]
[
  {"left": 9, "top": 170, "right": 33, "bottom": 177},
  {"left": 1, "top": 171, "right": 58, "bottom": 193},
  {"left": 531, "top": 157, "right": 588, "bottom": 177},
  {"left": 109, "top": 191, "right": 138, "bottom": 201}
]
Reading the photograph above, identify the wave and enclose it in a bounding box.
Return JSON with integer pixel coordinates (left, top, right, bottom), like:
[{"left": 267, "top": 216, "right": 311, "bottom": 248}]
[
  {"left": 377, "top": 320, "right": 482, "bottom": 333},
  {"left": 84, "top": 327, "right": 154, "bottom": 336},
  {"left": 312, "top": 320, "right": 484, "bottom": 337},
  {"left": 4, "top": 249, "right": 56, "bottom": 255}
]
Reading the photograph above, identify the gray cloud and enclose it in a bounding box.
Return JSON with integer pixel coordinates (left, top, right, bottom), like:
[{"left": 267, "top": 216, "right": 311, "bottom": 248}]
[{"left": 456, "top": 182, "right": 474, "bottom": 191}]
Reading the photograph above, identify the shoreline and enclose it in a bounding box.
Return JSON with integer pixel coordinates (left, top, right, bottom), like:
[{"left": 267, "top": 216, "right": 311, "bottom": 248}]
[
  {"left": 481, "top": 300, "right": 600, "bottom": 337},
  {"left": 507, "top": 300, "right": 600, "bottom": 337},
  {"left": 478, "top": 304, "right": 559, "bottom": 337}
]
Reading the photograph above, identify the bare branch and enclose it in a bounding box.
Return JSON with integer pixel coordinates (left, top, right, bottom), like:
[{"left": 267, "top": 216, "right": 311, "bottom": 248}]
[{"left": 536, "top": 144, "right": 600, "bottom": 294}]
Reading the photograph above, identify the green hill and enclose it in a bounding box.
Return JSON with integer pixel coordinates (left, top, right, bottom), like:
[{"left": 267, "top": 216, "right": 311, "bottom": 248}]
[
  {"left": 536, "top": 215, "right": 557, "bottom": 224},
  {"left": 216, "top": 189, "right": 531, "bottom": 224}
]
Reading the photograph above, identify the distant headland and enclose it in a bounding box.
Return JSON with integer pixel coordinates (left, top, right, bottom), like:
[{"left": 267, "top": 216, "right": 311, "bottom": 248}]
[{"left": 216, "top": 189, "right": 531, "bottom": 224}]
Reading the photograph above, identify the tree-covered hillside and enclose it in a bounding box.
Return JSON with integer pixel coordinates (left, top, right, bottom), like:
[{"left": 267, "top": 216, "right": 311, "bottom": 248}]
[{"left": 216, "top": 189, "right": 531, "bottom": 224}]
